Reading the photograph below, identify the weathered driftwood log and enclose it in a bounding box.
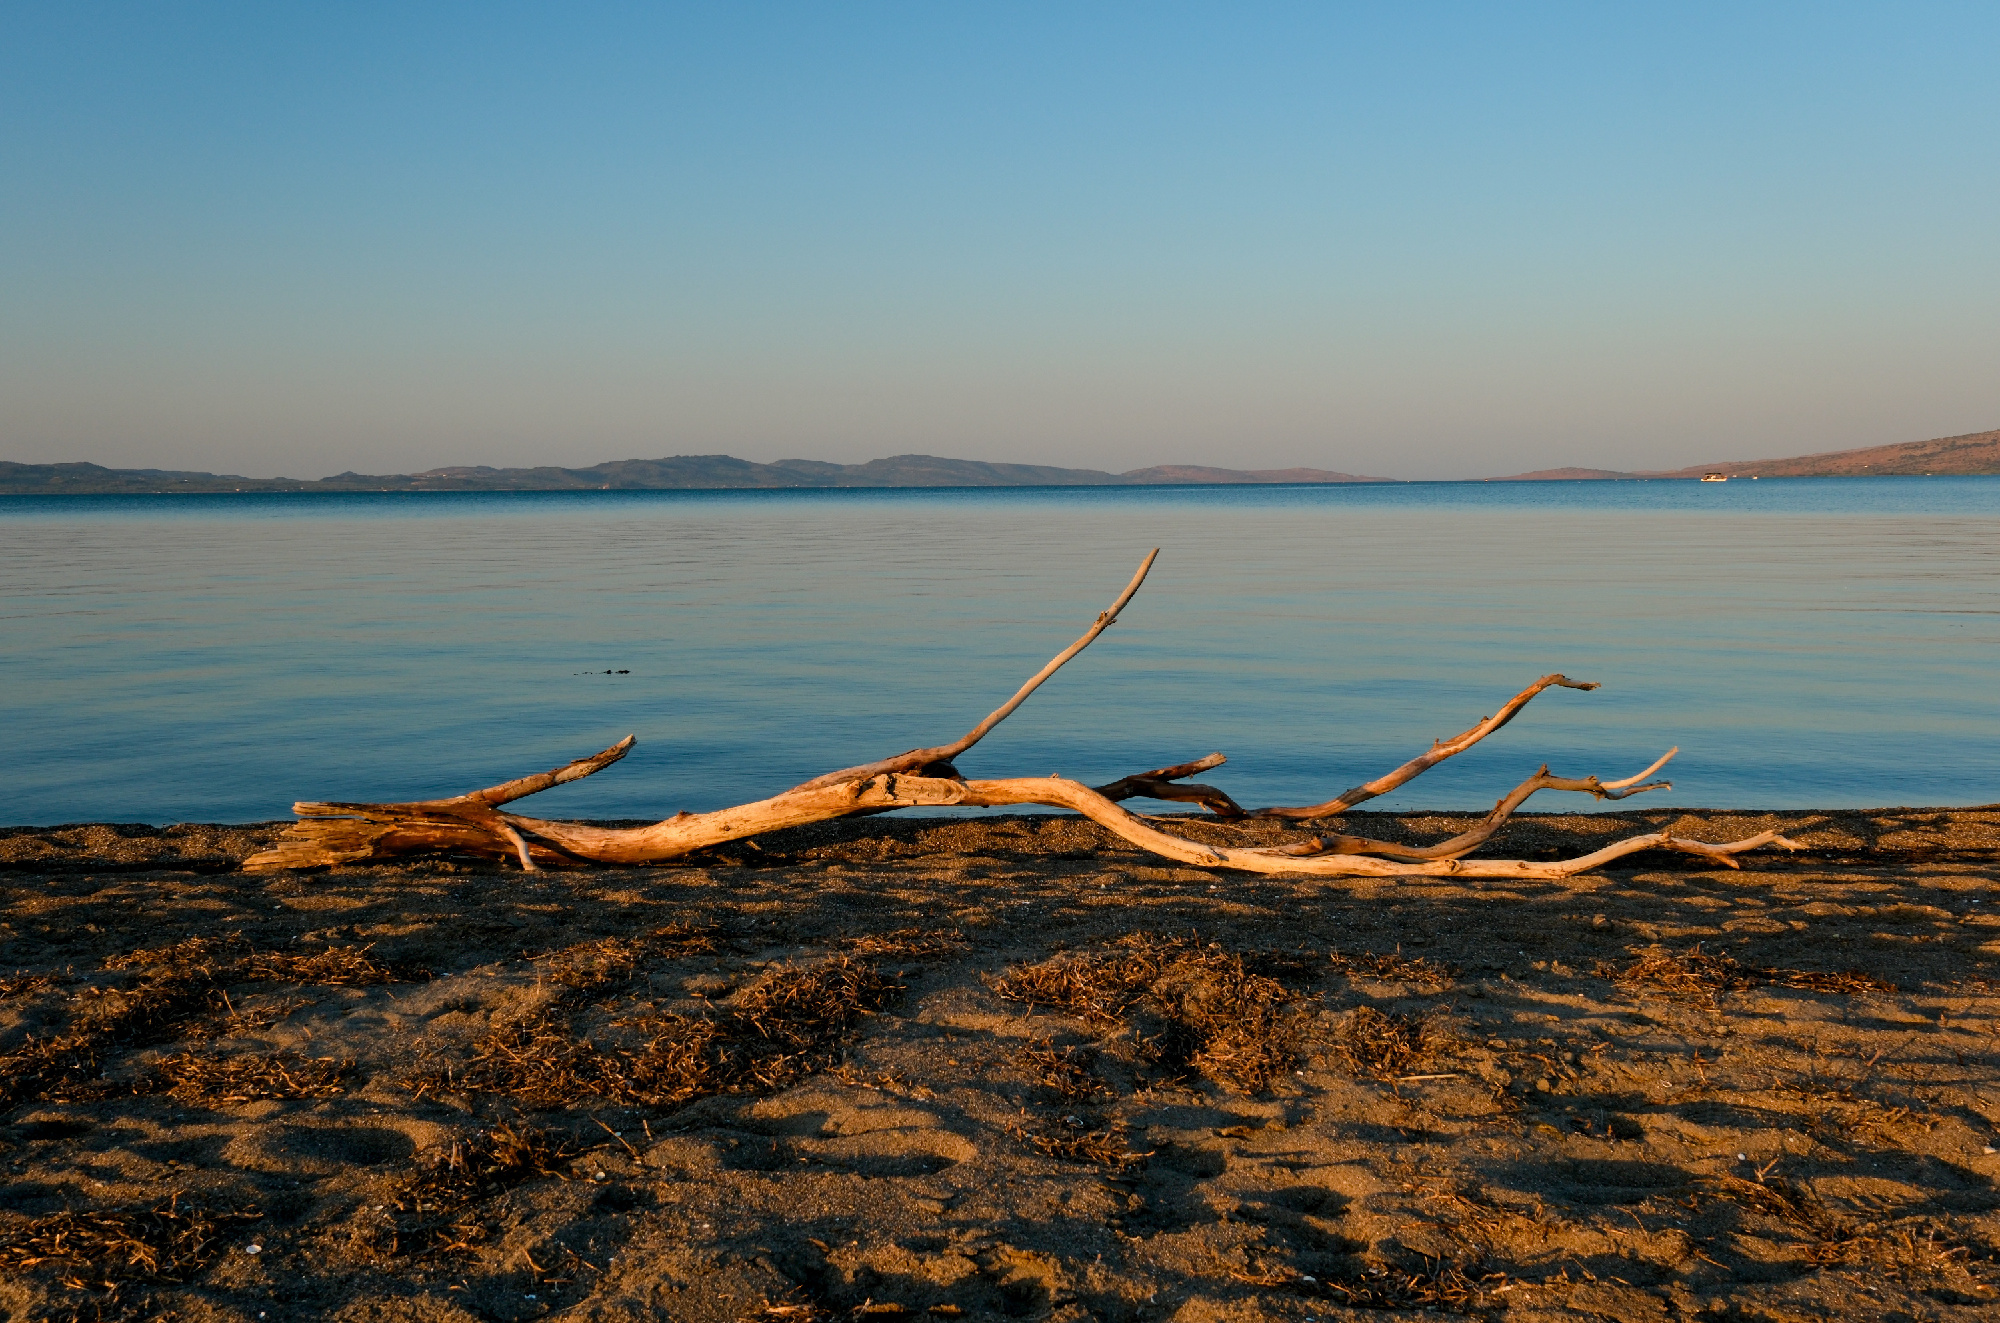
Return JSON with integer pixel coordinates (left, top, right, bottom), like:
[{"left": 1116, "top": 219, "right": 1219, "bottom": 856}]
[{"left": 244, "top": 552, "right": 1796, "bottom": 877}]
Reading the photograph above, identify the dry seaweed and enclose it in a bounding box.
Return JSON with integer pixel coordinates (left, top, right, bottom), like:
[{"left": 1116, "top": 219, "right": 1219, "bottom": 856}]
[
  {"left": 1597, "top": 944, "right": 1893, "bottom": 1005},
  {"left": 1142, "top": 949, "right": 1301, "bottom": 1092},
  {"left": 988, "top": 933, "right": 1236, "bottom": 1022},
  {"left": 994, "top": 936, "right": 1304, "bottom": 1093},
  {"left": 1238, "top": 1255, "right": 1509, "bottom": 1315},
  {"left": 1007, "top": 1111, "right": 1149, "bottom": 1170},
  {"left": 1766, "top": 967, "right": 1897, "bottom": 995},
  {"left": 406, "top": 1013, "right": 610, "bottom": 1109},
  {"left": 1698, "top": 1170, "right": 1971, "bottom": 1277},
  {"left": 540, "top": 937, "right": 652, "bottom": 996},
  {"left": 149, "top": 1050, "right": 351, "bottom": 1106},
  {"left": 84, "top": 939, "right": 417, "bottom": 1044},
  {"left": 0, "top": 1034, "right": 105, "bottom": 1108},
  {"left": 410, "top": 956, "right": 902, "bottom": 1109},
  {"left": 100, "top": 936, "right": 246, "bottom": 978},
  {"left": 71, "top": 979, "right": 219, "bottom": 1046},
  {"left": 730, "top": 956, "right": 900, "bottom": 1051},
  {"left": 1018, "top": 1039, "right": 1114, "bottom": 1100},
  {"left": 105, "top": 936, "right": 428, "bottom": 987},
  {"left": 751, "top": 1303, "right": 837, "bottom": 1322},
  {"left": 1701, "top": 1170, "right": 1854, "bottom": 1251},
  {"left": 375, "top": 1123, "right": 583, "bottom": 1257},
  {"left": 538, "top": 922, "right": 726, "bottom": 997},
  {"left": 0, "top": 1193, "right": 259, "bottom": 1291},
  {"left": 1768, "top": 1053, "right": 1933, "bottom": 1143},
  {"left": 987, "top": 948, "right": 1158, "bottom": 1024},
  {"left": 1328, "top": 949, "right": 1458, "bottom": 989},
  {"left": 1863, "top": 1225, "right": 1975, "bottom": 1280},
  {"left": 1333, "top": 1006, "right": 1455, "bottom": 1081},
  {"left": 618, "top": 955, "right": 903, "bottom": 1103},
  {"left": 842, "top": 927, "right": 969, "bottom": 960},
  {"left": 199, "top": 992, "right": 312, "bottom": 1039},
  {"left": 0, "top": 940, "right": 424, "bottom": 1113},
  {"left": 245, "top": 946, "right": 428, "bottom": 986},
  {"left": 1697, "top": 1169, "right": 1897, "bottom": 1270},
  {"left": 0, "top": 972, "right": 69, "bottom": 1000}
]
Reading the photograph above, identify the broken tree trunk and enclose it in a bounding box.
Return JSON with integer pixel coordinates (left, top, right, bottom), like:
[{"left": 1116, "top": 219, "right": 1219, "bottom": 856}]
[{"left": 244, "top": 553, "right": 1797, "bottom": 877}]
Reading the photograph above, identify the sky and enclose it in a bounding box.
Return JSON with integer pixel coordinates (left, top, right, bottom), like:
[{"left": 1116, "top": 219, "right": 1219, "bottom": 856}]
[{"left": 3, "top": 3, "right": 1997, "bottom": 481}]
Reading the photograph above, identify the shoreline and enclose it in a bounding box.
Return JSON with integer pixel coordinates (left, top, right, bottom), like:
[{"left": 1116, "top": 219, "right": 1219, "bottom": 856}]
[
  {"left": 8, "top": 473, "right": 2000, "bottom": 500},
  {"left": 7, "top": 806, "right": 1999, "bottom": 873}
]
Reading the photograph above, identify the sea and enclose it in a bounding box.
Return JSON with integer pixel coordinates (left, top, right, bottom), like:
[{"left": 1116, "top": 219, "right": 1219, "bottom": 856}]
[{"left": 4, "top": 479, "right": 1998, "bottom": 826}]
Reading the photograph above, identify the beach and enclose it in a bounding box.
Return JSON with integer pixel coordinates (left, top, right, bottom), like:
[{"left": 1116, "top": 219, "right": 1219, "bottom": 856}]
[
  {"left": 12, "top": 6, "right": 2000, "bottom": 1320},
  {"left": 2, "top": 809, "right": 1996, "bottom": 1321}
]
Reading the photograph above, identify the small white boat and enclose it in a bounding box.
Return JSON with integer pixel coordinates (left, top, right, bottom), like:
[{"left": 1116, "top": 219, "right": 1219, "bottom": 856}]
[{"left": 1700, "top": 472, "right": 1728, "bottom": 482}]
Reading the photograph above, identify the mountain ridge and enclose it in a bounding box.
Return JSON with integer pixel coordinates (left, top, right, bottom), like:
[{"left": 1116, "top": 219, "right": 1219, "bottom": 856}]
[
  {"left": 0, "top": 454, "right": 1392, "bottom": 494},
  {"left": 1487, "top": 428, "right": 2000, "bottom": 480},
  {"left": 5, "top": 426, "right": 1996, "bottom": 494}
]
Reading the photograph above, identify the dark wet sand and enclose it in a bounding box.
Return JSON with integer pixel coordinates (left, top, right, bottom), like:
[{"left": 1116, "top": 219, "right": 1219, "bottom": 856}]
[{"left": 1, "top": 807, "right": 1997, "bottom": 1322}]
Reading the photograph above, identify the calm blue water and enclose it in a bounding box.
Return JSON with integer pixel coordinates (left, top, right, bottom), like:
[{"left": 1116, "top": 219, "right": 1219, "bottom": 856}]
[{"left": 5, "top": 479, "right": 1998, "bottom": 825}]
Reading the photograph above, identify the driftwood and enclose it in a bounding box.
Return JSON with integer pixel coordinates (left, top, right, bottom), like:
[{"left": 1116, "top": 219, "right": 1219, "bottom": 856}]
[{"left": 244, "top": 552, "right": 1796, "bottom": 877}]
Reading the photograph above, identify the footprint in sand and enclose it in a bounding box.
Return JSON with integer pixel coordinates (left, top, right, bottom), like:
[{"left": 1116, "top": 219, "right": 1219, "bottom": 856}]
[{"left": 221, "top": 1123, "right": 413, "bottom": 1177}]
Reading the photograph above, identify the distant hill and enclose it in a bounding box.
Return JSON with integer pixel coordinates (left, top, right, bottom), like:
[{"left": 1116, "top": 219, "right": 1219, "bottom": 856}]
[
  {"left": 1488, "top": 427, "right": 2000, "bottom": 481},
  {"left": 0, "top": 462, "right": 316, "bottom": 494},
  {"left": 1119, "top": 464, "right": 1381, "bottom": 484},
  {"left": 1485, "top": 466, "right": 1641, "bottom": 481},
  {"left": 0, "top": 453, "right": 1396, "bottom": 495},
  {"left": 14, "top": 428, "right": 1994, "bottom": 494},
  {"left": 1646, "top": 428, "right": 2000, "bottom": 478}
]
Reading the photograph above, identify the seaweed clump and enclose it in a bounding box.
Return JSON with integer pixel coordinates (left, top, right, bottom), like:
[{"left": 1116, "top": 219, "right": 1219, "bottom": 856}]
[
  {"left": 991, "top": 935, "right": 1308, "bottom": 1093},
  {"left": 537, "top": 922, "right": 728, "bottom": 999},
  {"left": 0, "top": 939, "right": 425, "bottom": 1110},
  {"left": 1007, "top": 1111, "right": 1150, "bottom": 1171},
  {"left": 148, "top": 1050, "right": 352, "bottom": 1106},
  {"left": 410, "top": 955, "right": 903, "bottom": 1109},
  {"left": 0, "top": 1193, "right": 259, "bottom": 1292},
  {"left": 1598, "top": 944, "right": 1893, "bottom": 1006},
  {"left": 368, "top": 1123, "right": 584, "bottom": 1258},
  {"left": 1332, "top": 1006, "right": 1457, "bottom": 1081}
]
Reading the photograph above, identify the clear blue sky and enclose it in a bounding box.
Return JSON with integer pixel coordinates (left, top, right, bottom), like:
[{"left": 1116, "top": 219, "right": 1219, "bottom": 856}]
[{"left": 3, "top": 2, "right": 1996, "bottom": 479}]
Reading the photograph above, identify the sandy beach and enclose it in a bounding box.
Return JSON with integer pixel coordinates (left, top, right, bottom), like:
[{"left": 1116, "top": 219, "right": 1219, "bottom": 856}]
[{"left": 1, "top": 808, "right": 1997, "bottom": 1322}]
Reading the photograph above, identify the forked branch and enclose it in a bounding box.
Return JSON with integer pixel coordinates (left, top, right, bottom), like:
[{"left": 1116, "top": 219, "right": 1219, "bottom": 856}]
[
  {"left": 1254, "top": 673, "right": 1602, "bottom": 819},
  {"left": 792, "top": 549, "right": 1159, "bottom": 791},
  {"left": 243, "top": 554, "right": 1799, "bottom": 879},
  {"left": 1272, "top": 748, "right": 1679, "bottom": 861},
  {"left": 1093, "top": 753, "right": 1246, "bottom": 818}
]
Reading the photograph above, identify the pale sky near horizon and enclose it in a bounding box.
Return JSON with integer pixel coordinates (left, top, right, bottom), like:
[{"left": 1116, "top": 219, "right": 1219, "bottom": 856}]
[{"left": 4, "top": 3, "right": 1997, "bottom": 481}]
